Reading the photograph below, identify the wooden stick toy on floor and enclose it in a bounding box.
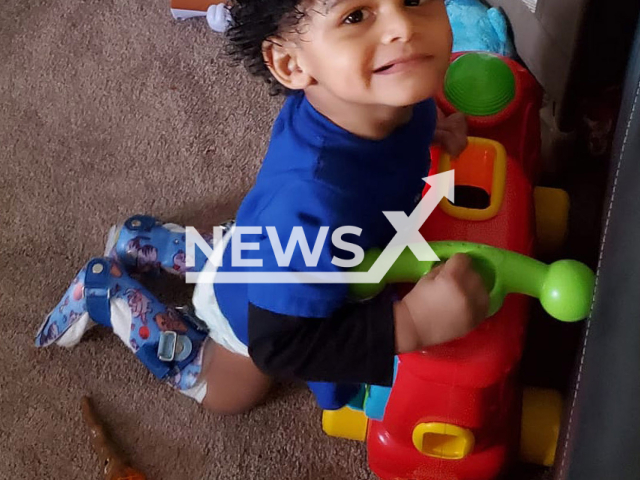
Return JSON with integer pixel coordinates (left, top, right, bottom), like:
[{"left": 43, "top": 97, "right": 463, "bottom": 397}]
[{"left": 81, "top": 396, "right": 148, "bottom": 480}]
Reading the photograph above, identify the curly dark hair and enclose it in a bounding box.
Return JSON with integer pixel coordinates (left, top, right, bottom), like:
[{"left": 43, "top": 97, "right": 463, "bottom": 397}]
[{"left": 225, "top": 0, "right": 309, "bottom": 95}]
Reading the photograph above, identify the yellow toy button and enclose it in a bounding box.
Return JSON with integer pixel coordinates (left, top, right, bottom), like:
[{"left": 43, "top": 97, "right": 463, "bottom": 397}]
[{"left": 412, "top": 422, "right": 475, "bottom": 460}]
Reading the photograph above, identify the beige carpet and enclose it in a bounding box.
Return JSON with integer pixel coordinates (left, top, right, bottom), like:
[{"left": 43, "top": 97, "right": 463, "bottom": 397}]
[{"left": 1, "top": 1, "right": 551, "bottom": 478}]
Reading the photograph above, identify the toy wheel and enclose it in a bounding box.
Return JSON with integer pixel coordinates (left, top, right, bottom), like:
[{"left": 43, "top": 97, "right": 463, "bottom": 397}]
[
  {"left": 534, "top": 187, "right": 570, "bottom": 256},
  {"left": 519, "top": 387, "right": 563, "bottom": 466},
  {"left": 322, "top": 406, "right": 368, "bottom": 442}
]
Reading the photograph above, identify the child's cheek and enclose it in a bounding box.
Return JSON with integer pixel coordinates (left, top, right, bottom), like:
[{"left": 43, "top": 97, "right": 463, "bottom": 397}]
[{"left": 334, "top": 46, "right": 367, "bottom": 83}]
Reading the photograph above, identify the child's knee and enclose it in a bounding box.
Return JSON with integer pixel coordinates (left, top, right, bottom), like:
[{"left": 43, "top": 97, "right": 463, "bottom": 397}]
[{"left": 200, "top": 340, "right": 272, "bottom": 415}]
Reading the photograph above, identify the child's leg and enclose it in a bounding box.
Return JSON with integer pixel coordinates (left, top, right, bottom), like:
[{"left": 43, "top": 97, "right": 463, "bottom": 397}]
[
  {"left": 104, "top": 214, "right": 232, "bottom": 276},
  {"left": 199, "top": 340, "right": 272, "bottom": 414},
  {"left": 36, "top": 257, "right": 208, "bottom": 395},
  {"left": 36, "top": 256, "right": 270, "bottom": 414}
]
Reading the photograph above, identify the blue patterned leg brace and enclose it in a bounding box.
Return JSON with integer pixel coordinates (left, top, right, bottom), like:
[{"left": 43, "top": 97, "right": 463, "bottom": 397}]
[
  {"left": 35, "top": 257, "right": 208, "bottom": 392},
  {"left": 105, "top": 215, "right": 233, "bottom": 276}
]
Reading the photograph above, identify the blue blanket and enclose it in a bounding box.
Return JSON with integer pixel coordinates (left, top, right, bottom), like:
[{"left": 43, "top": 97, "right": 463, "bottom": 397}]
[{"left": 446, "top": 0, "right": 516, "bottom": 57}]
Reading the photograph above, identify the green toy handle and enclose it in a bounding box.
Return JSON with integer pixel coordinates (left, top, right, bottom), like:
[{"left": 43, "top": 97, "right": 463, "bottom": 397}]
[{"left": 350, "top": 241, "right": 595, "bottom": 322}]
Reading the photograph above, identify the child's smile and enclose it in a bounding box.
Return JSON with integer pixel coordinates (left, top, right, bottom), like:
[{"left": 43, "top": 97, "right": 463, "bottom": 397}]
[{"left": 373, "top": 53, "right": 435, "bottom": 75}]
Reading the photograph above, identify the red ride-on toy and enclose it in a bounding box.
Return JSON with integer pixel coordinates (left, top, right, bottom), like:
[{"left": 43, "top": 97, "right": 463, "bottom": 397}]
[{"left": 322, "top": 53, "right": 595, "bottom": 480}]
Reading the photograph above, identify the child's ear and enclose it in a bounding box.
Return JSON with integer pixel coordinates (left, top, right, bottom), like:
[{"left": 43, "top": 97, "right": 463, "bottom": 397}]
[{"left": 262, "top": 38, "right": 313, "bottom": 90}]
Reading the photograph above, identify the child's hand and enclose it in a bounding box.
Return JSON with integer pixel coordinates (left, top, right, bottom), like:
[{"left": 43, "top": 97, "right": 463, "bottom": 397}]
[
  {"left": 394, "top": 254, "right": 489, "bottom": 353},
  {"left": 434, "top": 108, "right": 468, "bottom": 158}
]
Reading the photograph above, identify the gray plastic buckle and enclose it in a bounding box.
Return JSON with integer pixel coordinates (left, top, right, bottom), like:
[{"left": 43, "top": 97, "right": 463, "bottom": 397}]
[
  {"left": 158, "top": 331, "right": 193, "bottom": 363},
  {"left": 158, "top": 331, "right": 178, "bottom": 362}
]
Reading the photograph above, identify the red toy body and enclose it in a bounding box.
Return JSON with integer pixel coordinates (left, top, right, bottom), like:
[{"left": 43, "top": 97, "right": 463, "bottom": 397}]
[{"left": 367, "top": 145, "right": 535, "bottom": 480}]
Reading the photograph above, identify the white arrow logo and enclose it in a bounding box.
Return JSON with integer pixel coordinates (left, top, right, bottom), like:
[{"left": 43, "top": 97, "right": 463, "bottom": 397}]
[{"left": 188, "top": 170, "right": 455, "bottom": 284}]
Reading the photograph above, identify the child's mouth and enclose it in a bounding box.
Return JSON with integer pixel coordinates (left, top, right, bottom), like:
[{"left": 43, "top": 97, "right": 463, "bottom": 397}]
[{"left": 374, "top": 55, "right": 432, "bottom": 75}]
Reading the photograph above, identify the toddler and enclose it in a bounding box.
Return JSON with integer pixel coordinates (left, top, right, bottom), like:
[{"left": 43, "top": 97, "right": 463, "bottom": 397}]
[{"left": 36, "top": 0, "right": 489, "bottom": 414}]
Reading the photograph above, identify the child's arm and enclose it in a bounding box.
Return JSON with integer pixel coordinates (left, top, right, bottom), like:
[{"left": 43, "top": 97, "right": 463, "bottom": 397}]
[
  {"left": 433, "top": 107, "right": 468, "bottom": 157},
  {"left": 249, "top": 289, "right": 398, "bottom": 386},
  {"left": 248, "top": 254, "right": 489, "bottom": 386}
]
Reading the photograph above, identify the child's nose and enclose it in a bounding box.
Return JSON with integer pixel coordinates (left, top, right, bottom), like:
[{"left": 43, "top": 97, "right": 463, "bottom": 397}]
[{"left": 379, "top": 5, "right": 414, "bottom": 44}]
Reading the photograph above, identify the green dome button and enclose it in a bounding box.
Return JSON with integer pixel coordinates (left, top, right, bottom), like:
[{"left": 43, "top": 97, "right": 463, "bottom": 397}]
[{"left": 444, "top": 53, "right": 516, "bottom": 116}]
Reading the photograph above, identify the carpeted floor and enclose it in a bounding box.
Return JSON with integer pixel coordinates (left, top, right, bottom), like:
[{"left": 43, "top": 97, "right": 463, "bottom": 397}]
[{"left": 1, "top": 1, "right": 553, "bottom": 479}]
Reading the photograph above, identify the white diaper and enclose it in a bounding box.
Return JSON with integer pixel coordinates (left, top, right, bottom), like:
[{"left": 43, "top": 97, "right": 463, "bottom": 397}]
[
  {"left": 180, "top": 226, "right": 250, "bottom": 403},
  {"left": 192, "top": 226, "right": 249, "bottom": 358}
]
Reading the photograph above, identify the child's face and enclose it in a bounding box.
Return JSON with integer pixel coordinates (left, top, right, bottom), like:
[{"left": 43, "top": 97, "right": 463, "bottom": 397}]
[{"left": 289, "top": 0, "right": 452, "bottom": 107}]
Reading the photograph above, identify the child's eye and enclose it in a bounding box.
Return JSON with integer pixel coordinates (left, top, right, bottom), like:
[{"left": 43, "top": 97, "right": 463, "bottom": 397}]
[
  {"left": 343, "top": 9, "right": 369, "bottom": 24},
  {"left": 404, "top": 0, "right": 425, "bottom": 5}
]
